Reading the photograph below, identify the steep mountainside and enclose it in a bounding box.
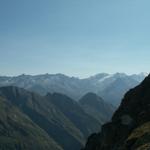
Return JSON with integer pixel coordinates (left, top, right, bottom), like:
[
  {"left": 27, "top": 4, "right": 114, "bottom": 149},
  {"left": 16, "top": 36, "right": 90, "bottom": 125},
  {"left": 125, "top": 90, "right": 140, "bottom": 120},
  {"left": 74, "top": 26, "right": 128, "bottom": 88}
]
[
  {"left": 46, "top": 93, "right": 101, "bottom": 138},
  {"left": 0, "top": 96, "right": 62, "bottom": 150},
  {"left": 0, "top": 73, "right": 146, "bottom": 106},
  {"left": 0, "top": 86, "right": 106, "bottom": 150},
  {"left": 79, "top": 93, "right": 115, "bottom": 124},
  {"left": 82, "top": 74, "right": 150, "bottom": 150},
  {"left": 0, "top": 86, "right": 85, "bottom": 150}
]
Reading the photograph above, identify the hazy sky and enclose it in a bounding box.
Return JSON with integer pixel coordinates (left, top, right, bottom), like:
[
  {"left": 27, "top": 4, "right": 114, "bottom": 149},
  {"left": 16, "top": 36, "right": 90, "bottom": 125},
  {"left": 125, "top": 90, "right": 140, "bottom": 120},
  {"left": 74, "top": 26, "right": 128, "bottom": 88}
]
[{"left": 0, "top": 0, "right": 150, "bottom": 77}]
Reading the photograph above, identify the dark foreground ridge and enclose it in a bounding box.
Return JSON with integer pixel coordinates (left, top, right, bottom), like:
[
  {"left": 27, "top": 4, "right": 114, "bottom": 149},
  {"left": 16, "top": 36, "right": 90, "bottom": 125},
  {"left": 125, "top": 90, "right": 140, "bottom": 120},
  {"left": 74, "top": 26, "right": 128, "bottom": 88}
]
[{"left": 82, "top": 74, "right": 150, "bottom": 150}]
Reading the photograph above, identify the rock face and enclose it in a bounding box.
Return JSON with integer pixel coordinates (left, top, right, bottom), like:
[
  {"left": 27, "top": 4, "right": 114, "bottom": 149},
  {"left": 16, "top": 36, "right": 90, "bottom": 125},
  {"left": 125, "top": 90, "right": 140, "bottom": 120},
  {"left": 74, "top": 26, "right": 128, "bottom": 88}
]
[{"left": 82, "top": 74, "right": 150, "bottom": 150}]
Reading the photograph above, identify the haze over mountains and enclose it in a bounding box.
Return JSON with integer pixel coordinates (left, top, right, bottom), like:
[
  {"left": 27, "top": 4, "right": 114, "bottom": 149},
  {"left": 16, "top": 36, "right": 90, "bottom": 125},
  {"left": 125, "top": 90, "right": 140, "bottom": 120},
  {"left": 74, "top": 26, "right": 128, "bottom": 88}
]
[
  {"left": 1, "top": 0, "right": 150, "bottom": 149},
  {"left": 0, "top": 72, "right": 148, "bottom": 150},
  {"left": 0, "top": 72, "right": 147, "bottom": 106}
]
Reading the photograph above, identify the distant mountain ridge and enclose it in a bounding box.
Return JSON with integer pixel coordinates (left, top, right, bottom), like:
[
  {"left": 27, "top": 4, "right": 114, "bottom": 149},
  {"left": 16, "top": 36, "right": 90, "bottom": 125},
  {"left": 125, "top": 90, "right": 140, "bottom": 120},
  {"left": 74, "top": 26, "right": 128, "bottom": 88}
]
[{"left": 0, "top": 72, "right": 147, "bottom": 106}]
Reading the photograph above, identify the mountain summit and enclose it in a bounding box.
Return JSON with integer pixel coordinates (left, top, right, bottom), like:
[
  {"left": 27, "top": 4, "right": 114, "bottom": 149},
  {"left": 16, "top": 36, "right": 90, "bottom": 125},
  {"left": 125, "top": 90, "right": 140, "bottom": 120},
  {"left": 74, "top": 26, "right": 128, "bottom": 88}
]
[{"left": 79, "top": 93, "right": 115, "bottom": 124}]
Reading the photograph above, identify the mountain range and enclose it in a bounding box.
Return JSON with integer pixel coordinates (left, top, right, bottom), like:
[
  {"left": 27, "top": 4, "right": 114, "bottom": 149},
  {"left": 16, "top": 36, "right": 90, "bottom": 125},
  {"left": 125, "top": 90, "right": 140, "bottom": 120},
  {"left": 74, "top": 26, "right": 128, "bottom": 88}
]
[
  {"left": 0, "top": 86, "right": 114, "bottom": 150},
  {"left": 0, "top": 72, "right": 147, "bottom": 106},
  {"left": 82, "top": 74, "right": 150, "bottom": 150}
]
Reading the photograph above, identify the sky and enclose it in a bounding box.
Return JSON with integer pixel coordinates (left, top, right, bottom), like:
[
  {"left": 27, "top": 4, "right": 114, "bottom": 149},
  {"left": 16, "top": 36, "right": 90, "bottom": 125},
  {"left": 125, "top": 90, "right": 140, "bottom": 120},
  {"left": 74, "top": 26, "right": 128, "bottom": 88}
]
[{"left": 0, "top": 0, "right": 150, "bottom": 77}]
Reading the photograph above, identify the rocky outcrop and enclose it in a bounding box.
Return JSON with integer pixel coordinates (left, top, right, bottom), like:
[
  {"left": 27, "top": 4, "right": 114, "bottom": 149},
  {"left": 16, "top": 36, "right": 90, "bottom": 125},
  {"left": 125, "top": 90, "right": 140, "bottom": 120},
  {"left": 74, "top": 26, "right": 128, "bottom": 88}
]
[{"left": 82, "top": 74, "right": 150, "bottom": 150}]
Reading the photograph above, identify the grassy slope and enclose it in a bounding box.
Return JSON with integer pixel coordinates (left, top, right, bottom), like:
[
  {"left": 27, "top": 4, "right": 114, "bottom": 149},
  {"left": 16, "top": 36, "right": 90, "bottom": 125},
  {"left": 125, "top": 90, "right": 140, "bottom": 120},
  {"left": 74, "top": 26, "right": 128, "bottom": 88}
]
[
  {"left": 0, "top": 96, "right": 62, "bottom": 150},
  {"left": 47, "top": 93, "right": 101, "bottom": 138},
  {"left": 124, "top": 121, "right": 150, "bottom": 150},
  {"left": 0, "top": 86, "right": 85, "bottom": 150}
]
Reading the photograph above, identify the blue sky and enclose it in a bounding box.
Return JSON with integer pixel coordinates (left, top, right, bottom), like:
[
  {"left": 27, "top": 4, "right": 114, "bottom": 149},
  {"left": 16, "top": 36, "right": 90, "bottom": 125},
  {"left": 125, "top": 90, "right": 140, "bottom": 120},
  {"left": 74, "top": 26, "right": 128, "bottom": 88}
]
[{"left": 0, "top": 0, "right": 150, "bottom": 77}]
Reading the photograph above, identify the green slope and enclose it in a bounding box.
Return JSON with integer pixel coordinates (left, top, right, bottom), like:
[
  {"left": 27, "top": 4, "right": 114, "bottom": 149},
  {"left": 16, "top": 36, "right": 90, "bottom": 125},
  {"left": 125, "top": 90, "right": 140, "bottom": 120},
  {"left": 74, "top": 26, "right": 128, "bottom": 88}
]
[
  {"left": 46, "top": 93, "right": 101, "bottom": 138},
  {"left": 79, "top": 92, "right": 115, "bottom": 124},
  {"left": 125, "top": 121, "right": 150, "bottom": 150},
  {"left": 0, "top": 96, "right": 62, "bottom": 150},
  {"left": 0, "top": 86, "right": 85, "bottom": 150}
]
